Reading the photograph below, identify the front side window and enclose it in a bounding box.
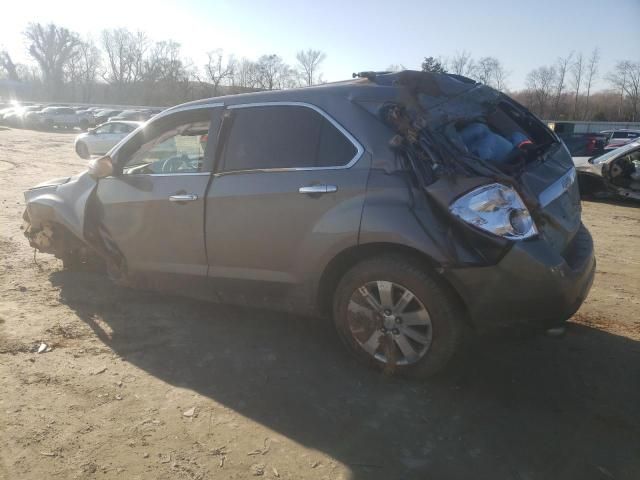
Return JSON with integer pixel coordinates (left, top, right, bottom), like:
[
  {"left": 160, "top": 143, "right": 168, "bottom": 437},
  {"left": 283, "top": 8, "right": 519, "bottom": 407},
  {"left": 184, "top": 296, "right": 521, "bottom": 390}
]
[
  {"left": 220, "top": 105, "right": 357, "bottom": 172},
  {"left": 112, "top": 123, "right": 133, "bottom": 134},
  {"left": 94, "top": 124, "right": 113, "bottom": 135},
  {"left": 122, "top": 121, "right": 209, "bottom": 175}
]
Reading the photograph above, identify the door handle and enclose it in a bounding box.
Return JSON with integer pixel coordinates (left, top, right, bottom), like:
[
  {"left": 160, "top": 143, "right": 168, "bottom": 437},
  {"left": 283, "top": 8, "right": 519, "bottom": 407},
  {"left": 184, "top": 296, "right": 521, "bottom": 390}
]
[
  {"left": 169, "top": 194, "right": 198, "bottom": 202},
  {"left": 298, "top": 184, "right": 338, "bottom": 194}
]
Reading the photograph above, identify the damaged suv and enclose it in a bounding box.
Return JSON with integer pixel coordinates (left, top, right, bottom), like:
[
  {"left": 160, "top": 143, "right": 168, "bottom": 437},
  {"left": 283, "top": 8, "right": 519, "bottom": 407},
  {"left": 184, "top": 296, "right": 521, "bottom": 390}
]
[{"left": 23, "top": 71, "right": 595, "bottom": 377}]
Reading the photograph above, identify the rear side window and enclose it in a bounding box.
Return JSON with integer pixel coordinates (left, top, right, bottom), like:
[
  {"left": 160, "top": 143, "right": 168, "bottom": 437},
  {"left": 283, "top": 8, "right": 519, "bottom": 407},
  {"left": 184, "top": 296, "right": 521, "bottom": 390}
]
[
  {"left": 220, "top": 105, "right": 357, "bottom": 171},
  {"left": 612, "top": 131, "right": 639, "bottom": 139}
]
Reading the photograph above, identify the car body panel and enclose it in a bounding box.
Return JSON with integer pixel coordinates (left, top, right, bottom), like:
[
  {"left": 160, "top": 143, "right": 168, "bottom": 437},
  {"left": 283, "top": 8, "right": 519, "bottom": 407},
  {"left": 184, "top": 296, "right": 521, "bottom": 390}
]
[
  {"left": 205, "top": 159, "right": 371, "bottom": 310},
  {"left": 95, "top": 173, "right": 210, "bottom": 276}
]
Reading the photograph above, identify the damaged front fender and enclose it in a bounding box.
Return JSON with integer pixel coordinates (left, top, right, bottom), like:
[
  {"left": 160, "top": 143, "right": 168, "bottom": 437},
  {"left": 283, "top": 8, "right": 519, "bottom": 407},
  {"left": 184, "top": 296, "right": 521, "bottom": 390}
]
[{"left": 24, "top": 171, "right": 96, "bottom": 242}]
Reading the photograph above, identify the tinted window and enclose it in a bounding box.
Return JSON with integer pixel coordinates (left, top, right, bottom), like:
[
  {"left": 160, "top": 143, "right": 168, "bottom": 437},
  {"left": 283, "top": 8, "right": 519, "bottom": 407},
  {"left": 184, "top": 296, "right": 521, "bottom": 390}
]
[
  {"left": 612, "top": 131, "right": 640, "bottom": 139},
  {"left": 221, "top": 105, "right": 357, "bottom": 171}
]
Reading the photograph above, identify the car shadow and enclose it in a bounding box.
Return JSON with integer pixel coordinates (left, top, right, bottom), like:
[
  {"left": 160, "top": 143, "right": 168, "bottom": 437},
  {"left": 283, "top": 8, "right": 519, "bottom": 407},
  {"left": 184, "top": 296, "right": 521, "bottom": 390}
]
[
  {"left": 50, "top": 270, "right": 640, "bottom": 480},
  {"left": 581, "top": 196, "right": 640, "bottom": 208}
]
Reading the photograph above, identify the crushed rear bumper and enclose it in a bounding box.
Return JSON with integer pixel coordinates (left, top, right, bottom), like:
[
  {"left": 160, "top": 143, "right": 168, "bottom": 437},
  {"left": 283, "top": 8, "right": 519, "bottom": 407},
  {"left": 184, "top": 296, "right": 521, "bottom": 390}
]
[{"left": 445, "top": 224, "right": 595, "bottom": 329}]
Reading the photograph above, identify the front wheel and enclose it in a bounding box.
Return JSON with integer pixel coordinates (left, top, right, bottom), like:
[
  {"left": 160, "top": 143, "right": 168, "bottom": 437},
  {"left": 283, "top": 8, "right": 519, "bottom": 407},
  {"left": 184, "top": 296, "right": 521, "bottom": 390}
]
[{"left": 333, "top": 256, "right": 466, "bottom": 378}]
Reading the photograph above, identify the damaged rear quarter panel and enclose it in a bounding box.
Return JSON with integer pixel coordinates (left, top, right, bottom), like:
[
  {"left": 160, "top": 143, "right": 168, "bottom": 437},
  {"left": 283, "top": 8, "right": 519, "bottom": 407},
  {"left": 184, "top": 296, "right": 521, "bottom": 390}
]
[{"left": 24, "top": 171, "right": 97, "bottom": 242}]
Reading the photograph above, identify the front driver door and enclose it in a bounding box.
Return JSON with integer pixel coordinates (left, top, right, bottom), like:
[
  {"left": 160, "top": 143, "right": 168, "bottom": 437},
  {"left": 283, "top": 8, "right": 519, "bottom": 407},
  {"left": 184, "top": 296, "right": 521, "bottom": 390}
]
[{"left": 95, "top": 106, "right": 221, "bottom": 284}]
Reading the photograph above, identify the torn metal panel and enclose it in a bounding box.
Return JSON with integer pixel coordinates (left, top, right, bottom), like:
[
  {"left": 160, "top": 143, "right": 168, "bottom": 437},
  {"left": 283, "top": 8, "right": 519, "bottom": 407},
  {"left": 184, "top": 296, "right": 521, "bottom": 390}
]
[{"left": 573, "top": 140, "right": 640, "bottom": 201}]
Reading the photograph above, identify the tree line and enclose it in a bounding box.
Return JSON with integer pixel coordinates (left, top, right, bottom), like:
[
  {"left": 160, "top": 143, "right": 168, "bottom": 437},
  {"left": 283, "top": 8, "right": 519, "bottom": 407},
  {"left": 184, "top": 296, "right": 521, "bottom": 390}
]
[
  {"left": 0, "top": 23, "right": 327, "bottom": 106},
  {"left": 419, "top": 51, "right": 640, "bottom": 122},
  {"left": 1, "top": 22, "right": 638, "bottom": 122}
]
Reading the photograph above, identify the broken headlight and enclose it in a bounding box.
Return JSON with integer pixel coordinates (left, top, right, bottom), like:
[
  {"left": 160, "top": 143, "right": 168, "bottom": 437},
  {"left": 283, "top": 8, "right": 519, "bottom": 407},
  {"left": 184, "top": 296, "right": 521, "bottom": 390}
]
[{"left": 449, "top": 183, "right": 537, "bottom": 240}]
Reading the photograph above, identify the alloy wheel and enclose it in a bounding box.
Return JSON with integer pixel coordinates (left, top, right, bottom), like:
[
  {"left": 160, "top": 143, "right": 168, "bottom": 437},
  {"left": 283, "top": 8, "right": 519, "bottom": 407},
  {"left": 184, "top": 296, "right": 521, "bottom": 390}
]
[{"left": 346, "top": 281, "right": 433, "bottom": 365}]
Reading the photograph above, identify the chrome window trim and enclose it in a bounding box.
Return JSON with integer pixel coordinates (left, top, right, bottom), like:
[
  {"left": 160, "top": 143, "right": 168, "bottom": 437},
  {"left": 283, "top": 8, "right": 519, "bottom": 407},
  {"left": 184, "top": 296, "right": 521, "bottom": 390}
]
[
  {"left": 151, "top": 102, "right": 225, "bottom": 121},
  {"left": 217, "top": 101, "right": 365, "bottom": 174},
  {"left": 538, "top": 167, "right": 577, "bottom": 207},
  {"left": 107, "top": 172, "right": 211, "bottom": 179}
]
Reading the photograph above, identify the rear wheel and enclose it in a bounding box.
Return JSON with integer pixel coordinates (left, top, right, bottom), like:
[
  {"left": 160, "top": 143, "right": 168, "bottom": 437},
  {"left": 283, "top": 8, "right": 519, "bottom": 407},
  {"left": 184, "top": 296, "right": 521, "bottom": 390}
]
[
  {"left": 75, "top": 142, "right": 90, "bottom": 159},
  {"left": 333, "top": 256, "right": 465, "bottom": 378}
]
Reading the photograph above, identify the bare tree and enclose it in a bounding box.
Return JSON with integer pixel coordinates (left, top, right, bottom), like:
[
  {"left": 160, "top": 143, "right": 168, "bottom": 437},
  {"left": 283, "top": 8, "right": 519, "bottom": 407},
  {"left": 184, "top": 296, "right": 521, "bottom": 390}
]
[
  {"left": 525, "top": 66, "right": 557, "bottom": 117},
  {"left": 63, "top": 39, "right": 101, "bottom": 102},
  {"left": 204, "top": 49, "right": 236, "bottom": 97},
  {"left": 552, "top": 52, "right": 573, "bottom": 117},
  {"left": 584, "top": 48, "right": 600, "bottom": 119},
  {"left": 295, "top": 49, "right": 326, "bottom": 86},
  {"left": 471, "top": 57, "right": 508, "bottom": 91},
  {"left": 145, "top": 41, "right": 185, "bottom": 83},
  {"left": 77, "top": 39, "right": 102, "bottom": 102},
  {"left": 570, "top": 52, "right": 584, "bottom": 119},
  {"left": 449, "top": 50, "right": 475, "bottom": 77},
  {"left": 233, "top": 58, "right": 259, "bottom": 89},
  {"left": 609, "top": 61, "right": 640, "bottom": 121},
  {"left": 255, "top": 54, "right": 289, "bottom": 90},
  {"left": 0, "top": 51, "right": 20, "bottom": 81},
  {"left": 101, "top": 28, "right": 148, "bottom": 87},
  {"left": 24, "top": 23, "right": 80, "bottom": 97}
]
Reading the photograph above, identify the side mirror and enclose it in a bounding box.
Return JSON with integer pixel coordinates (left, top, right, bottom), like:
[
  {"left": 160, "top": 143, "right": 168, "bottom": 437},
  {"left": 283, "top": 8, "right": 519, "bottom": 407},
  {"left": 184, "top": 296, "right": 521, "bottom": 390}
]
[
  {"left": 88, "top": 155, "right": 114, "bottom": 179},
  {"left": 88, "top": 128, "right": 96, "bottom": 134}
]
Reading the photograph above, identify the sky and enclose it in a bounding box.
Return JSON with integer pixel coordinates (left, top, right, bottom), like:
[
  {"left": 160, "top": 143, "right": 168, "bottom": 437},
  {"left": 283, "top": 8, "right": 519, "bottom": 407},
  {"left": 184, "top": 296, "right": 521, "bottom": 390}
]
[{"left": 0, "top": 0, "right": 639, "bottom": 90}]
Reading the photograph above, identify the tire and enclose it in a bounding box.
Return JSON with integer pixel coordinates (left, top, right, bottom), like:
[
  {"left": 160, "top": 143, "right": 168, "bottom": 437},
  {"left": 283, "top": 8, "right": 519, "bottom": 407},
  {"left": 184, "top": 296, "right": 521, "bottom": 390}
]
[
  {"left": 332, "top": 255, "right": 466, "bottom": 378},
  {"left": 79, "top": 119, "right": 89, "bottom": 131},
  {"left": 76, "top": 142, "right": 90, "bottom": 159}
]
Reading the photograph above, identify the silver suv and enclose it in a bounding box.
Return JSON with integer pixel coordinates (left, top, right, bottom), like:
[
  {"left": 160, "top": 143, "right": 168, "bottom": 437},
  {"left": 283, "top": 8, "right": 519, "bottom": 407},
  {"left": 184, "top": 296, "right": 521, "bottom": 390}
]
[
  {"left": 35, "top": 106, "right": 93, "bottom": 130},
  {"left": 23, "top": 71, "right": 595, "bottom": 377}
]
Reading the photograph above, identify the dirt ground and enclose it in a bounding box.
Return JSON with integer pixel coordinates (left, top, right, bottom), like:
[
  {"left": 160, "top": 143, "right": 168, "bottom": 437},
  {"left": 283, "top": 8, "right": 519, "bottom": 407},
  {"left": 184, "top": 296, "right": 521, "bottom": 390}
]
[{"left": 1, "top": 127, "right": 639, "bottom": 480}]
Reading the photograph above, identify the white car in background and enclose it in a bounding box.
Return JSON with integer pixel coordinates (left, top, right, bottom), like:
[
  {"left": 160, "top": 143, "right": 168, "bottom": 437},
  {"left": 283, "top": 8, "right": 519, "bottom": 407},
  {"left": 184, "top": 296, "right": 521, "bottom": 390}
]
[{"left": 74, "top": 121, "right": 142, "bottom": 159}]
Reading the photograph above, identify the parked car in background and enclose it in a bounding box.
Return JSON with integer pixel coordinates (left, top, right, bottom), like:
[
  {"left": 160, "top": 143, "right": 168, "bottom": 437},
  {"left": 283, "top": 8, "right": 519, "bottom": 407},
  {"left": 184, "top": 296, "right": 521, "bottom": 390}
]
[
  {"left": 74, "top": 121, "right": 142, "bottom": 159},
  {"left": 574, "top": 140, "right": 640, "bottom": 200},
  {"left": 558, "top": 132, "right": 607, "bottom": 157},
  {"left": 0, "top": 106, "right": 17, "bottom": 125},
  {"left": 93, "top": 109, "right": 122, "bottom": 125},
  {"left": 33, "top": 106, "right": 93, "bottom": 130},
  {"left": 603, "top": 129, "right": 640, "bottom": 152},
  {"left": 2, "top": 105, "right": 43, "bottom": 128},
  {"left": 23, "top": 71, "right": 595, "bottom": 377},
  {"left": 108, "top": 109, "right": 153, "bottom": 122}
]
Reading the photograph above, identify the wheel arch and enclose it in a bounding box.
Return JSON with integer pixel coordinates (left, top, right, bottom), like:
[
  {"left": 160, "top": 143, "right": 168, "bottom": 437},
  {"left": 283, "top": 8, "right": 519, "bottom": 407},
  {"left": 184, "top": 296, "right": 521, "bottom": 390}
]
[{"left": 316, "top": 242, "right": 471, "bottom": 325}]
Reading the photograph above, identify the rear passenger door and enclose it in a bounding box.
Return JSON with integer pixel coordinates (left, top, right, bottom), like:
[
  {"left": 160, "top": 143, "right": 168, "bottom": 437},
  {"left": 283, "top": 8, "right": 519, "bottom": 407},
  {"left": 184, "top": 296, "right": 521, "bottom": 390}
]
[{"left": 205, "top": 102, "right": 369, "bottom": 306}]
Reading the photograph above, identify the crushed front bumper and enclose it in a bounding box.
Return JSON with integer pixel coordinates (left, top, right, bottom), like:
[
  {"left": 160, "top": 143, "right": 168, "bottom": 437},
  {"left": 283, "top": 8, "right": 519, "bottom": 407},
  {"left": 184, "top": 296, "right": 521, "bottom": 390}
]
[{"left": 445, "top": 224, "right": 595, "bottom": 329}]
